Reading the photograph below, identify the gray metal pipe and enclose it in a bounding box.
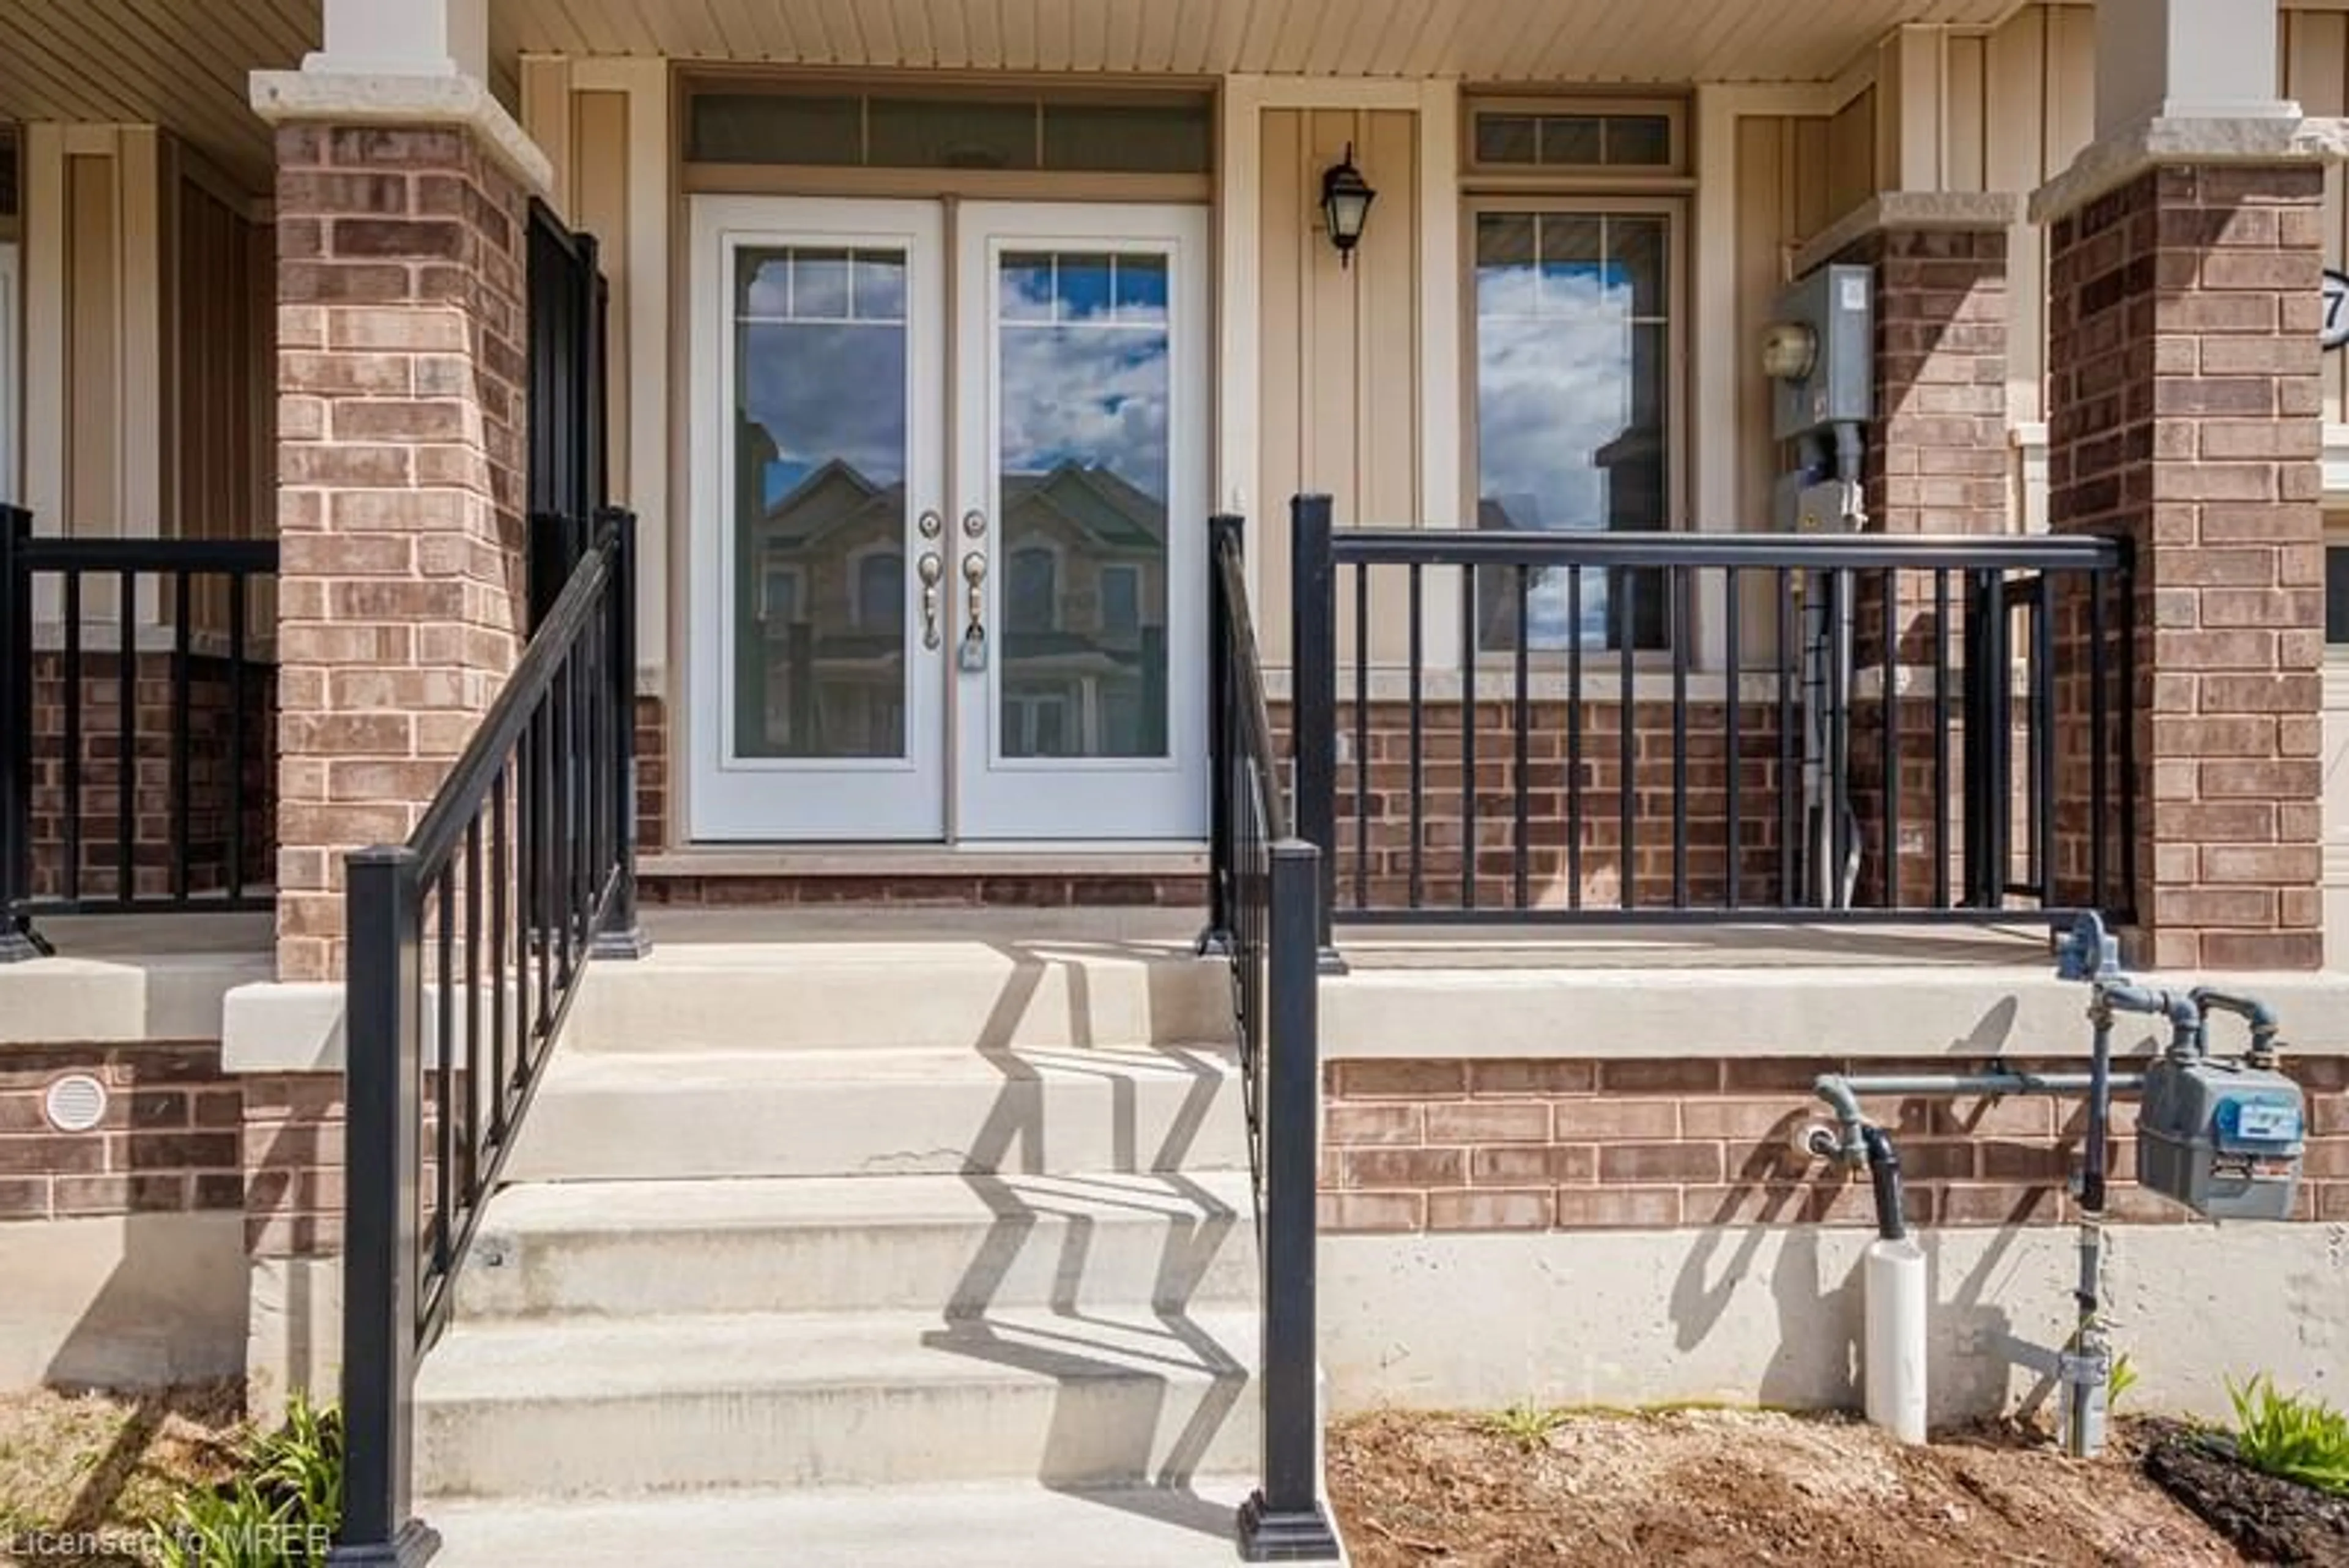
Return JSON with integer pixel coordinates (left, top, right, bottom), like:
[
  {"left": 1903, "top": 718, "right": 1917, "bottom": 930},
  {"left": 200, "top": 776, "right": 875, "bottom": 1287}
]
[
  {"left": 2192, "top": 987, "right": 2282, "bottom": 1069},
  {"left": 1812, "top": 1071, "right": 2148, "bottom": 1168}
]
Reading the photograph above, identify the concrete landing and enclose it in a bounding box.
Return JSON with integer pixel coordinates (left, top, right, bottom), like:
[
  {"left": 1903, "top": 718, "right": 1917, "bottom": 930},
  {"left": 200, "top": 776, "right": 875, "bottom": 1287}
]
[{"left": 429, "top": 1478, "right": 1257, "bottom": 1567}]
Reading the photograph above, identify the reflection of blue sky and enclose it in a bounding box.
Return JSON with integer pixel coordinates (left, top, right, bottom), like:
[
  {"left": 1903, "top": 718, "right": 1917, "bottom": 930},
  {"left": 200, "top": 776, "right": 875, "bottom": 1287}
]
[
  {"left": 738, "top": 321, "right": 907, "bottom": 507},
  {"left": 1000, "top": 324, "right": 1168, "bottom": 501},
  {"left": 1477, "top": 261, "right": 1651, "bottom": 648}
]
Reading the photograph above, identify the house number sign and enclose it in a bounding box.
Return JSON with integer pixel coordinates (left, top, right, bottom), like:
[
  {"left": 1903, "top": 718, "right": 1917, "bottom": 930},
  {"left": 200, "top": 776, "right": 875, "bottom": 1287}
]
[{"left": 2325, "top": 268, "right": 2349, "bottom": 352}]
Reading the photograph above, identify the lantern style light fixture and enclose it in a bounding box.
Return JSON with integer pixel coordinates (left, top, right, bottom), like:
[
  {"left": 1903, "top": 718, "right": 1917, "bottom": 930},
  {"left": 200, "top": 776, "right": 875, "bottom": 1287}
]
[{"left": 1320, "top": 143, "right": 1376, "bottom": 266}]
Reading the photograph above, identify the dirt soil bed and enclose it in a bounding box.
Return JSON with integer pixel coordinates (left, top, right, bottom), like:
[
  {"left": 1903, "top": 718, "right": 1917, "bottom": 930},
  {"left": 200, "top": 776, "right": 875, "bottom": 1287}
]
[
  {"left": 0, "top": 1384, "right": 245, "bottom": 1567},
  {"left": 1329, "top": 1408, "right": 2249, "bottom": 1567},
  {"left": 2142, "top": 1418, "right": 2349, "bottom": 1566}
]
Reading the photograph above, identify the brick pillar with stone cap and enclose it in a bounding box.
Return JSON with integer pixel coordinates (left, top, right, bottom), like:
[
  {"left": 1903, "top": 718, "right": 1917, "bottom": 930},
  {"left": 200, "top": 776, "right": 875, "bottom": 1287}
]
[
  {"left": 2037, "top": 150, "right": 2332, "bottom": 970},
  {"left": 254, "top": 75, "right": 554, "bottom": 982}
]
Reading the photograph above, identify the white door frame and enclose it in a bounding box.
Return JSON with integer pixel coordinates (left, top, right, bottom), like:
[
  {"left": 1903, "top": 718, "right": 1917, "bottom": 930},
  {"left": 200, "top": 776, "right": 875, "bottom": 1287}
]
[
  {"left": 951, "top": 201, "right": 1211, "bottom": 841},
  {"left": 685, "top": 195, "right": 948, "bottom": 841}
]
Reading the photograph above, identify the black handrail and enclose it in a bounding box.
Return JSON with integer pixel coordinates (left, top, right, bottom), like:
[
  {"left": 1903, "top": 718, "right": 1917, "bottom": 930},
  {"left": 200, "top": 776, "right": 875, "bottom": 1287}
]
[
  {"left": 1201, "top": 515, "right": 1342, "bottom": 1562},
  {"left": 336, "top": 508, "right": 647, "bottom": 1564},
  {"left": 1285, "top": 494, "right": 2136, "bottom": 945},
  {"left": 2, "top": 505, "right": 279, "bottom": 959}
]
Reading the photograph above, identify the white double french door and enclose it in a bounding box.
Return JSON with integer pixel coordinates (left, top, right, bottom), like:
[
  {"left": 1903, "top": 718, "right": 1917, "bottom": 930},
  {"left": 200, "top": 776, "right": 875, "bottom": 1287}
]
[{"left": 688, "top": 196, "right": 1209, "bottom": 842}]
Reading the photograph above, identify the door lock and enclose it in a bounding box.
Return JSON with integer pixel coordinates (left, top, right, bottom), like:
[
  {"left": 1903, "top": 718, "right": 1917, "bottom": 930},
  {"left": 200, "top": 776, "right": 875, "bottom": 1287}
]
[
  {"left": 918, "top": 552, "right": 944, "bottom": 650},
  {"left": 917, "top": 508, "right": 944, "bottom": 541},
  {"left": 959, "top": 551, "right": 988, "bottom": 672}
]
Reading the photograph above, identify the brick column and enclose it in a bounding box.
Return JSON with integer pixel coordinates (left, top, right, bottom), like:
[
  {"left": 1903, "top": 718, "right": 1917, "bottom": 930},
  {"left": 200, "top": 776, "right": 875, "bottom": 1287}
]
[
  {"left": 1795, "top": 195, "right": 2022, "bottom": 906},
  {"left": 2039, "top": 154, "right": 2329, "bottom": 970},
  {"left": 264, "top": 120, "right": 539, "bottom": 981}
]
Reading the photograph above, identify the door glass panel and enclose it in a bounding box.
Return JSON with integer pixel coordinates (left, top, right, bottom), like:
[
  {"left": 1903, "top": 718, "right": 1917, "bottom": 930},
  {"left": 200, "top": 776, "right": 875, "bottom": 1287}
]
[
  {"left": 995, "top": 250, "right": 1170, "bottom": 760},
  {"left": 733, "top": 245, "right": 909, "bottom": 758}
]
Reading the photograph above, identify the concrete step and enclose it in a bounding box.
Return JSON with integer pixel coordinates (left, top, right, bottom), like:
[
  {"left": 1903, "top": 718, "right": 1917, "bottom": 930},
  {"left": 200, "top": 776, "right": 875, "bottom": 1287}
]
[
  {"left": 414, "top": 1305, "right": 1260, "bottom": 1499},
  {"left": 428, "top": 1479, "right": 1269, "bottom": 1567},
  {"left": 566, "top": 941, "right": 1234, "bottom": 1054},
  {"left": 505, "top": 1044, "right": 1250, "bottom": 1181},
  {"left": 456, "top": 1171, "right": 1261, "bottom": 1321}
]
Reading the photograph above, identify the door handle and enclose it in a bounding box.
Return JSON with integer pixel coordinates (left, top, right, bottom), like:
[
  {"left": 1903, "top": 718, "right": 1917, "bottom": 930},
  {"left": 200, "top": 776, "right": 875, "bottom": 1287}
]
[
  {"left": 918, "top": 552, "right": 944, "bottom": 650},
  {"left": 959, "top": 551, "right": 988, "bottom": 672}
]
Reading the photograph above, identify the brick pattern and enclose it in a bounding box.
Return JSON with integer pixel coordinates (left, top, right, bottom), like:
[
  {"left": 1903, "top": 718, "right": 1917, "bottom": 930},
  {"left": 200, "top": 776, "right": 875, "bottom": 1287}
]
[
  {"left": 1839, "top": 226, "right": 2014, "bottom": 537},
  {"left": 2046, "top": 163, "right": 2326, "bottom": 971},
  {"left": 240, "top": 1072, "right": 343, "bottom": 1258},
  {"left": 635, "top": 693, "right": 666, "bottom": 853},
  {"left": 1320, "top": 1055, "right": 2349, "bottom": 1233},
  {"left": 27, "top": 652, "right": 276, "bottom": 901},
  {"left": 640, "top": 874, "right": 1209, "bottom": 907},
  {"left": 271, "top": 124, "right": 534, "bottom": 981},
  {"left": 1285, "top": 697, "right": 1793, "bottom": 912},
  {"left": 0, "top": 1044, "right": 242, "bottom": 1220}
]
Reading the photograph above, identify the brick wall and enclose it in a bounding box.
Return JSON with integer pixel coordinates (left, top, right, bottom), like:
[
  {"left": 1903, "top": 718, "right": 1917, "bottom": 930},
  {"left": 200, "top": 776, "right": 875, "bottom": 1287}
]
[
  {"left": 27, "top": 651, "right": 276, "bottom": 901},
  {"left": 0, "top": 1044, "right": 242, "bottom": 1221},
  {"left": 240, "top": 1072, "right": 343, "bottom": 1258},
  {"left": 635, "top": 693, "right": 666, "bottom": 853},
  {"left": 1283, "top": 697, "right": 1791, "bottom": 911},
  {"left": 1838, "top": 226, "right": 2013, "bottom": 539},
  {"left": 2046, "top": 162, "right": 2326, "bottom": 970},
  {"left": 271, "top": 124, "right": 533, "bottom": 981},
  {"left": 1320, "top": 1055, "right": 2349, "bottom": 1233}
]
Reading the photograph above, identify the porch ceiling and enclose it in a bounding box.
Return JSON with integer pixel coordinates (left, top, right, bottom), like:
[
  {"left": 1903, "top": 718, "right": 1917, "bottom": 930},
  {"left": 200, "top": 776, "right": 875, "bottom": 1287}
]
[
  {"left": 494, "top": 0, "right": 2024, "bottom": 83},
  {"left": 0, "top": 0, "right": 2038, "bottom": 201}
]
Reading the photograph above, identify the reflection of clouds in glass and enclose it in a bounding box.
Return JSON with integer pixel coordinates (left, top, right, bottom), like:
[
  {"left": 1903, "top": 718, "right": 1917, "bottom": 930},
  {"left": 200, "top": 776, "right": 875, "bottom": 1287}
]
[
  {"left": 739, "top": 321, "right": 907, "bottom": 490},
  {"left": 1476, "top": 264, "right": 1653, "bottom": 649},
  {"left": 999, "top": 325, "right": 1168, "bottom": 500}
]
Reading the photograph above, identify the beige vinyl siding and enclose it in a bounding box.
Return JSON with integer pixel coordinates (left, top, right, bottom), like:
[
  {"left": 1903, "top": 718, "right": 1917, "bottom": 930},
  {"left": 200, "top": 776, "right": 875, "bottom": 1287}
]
[
  {"left": 166, "top": 158, "right": 271, "bottom": 542},
  {"left": 1255, "top": 105, "right": 1422, "bottom": 664}
]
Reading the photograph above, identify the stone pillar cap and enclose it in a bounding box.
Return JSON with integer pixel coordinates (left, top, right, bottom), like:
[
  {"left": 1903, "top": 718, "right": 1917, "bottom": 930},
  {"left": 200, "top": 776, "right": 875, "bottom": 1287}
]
[
  {"left": 1791, "top": 191, "right": 2024, "bottom": 278},
  {"left": 250, "top": 68, "right": 554, "bottom": 201},
  {"left": 2029, "top": 114, "right": 2349, "bottom": 226}
]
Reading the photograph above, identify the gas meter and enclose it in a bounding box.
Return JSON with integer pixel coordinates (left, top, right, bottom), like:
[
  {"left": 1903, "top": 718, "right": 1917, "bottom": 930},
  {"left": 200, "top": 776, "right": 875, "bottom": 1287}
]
[{"left": 2137, "top": 1056, "right": 2306, "bottom": 1221}]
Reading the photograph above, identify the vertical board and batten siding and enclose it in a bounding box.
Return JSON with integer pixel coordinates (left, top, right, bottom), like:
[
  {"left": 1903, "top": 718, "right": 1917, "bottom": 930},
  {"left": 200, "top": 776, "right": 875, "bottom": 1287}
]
[
  {"left": 2284, "top": 7, "right": 2349, "bottom": 427},
  {"left": 168, "top": 166, "right": 273, "bottom": 543},
  {"left": 1254, "top": 105, "right": 1422, "bottom": 666}
]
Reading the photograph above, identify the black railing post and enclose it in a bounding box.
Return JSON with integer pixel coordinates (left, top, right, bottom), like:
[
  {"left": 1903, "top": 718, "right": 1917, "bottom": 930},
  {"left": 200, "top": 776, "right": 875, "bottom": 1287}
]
[
  {"left": 1287, "top": 495, "right": 1343, "bottom": 972},
  {"left": 332, "top": 847, "right": 440, "bottom": 1568},
  {"left": 1199, "top": 513, "right": 1243, "bottom": 956},
  {"left": 1, "top": 506, "right": 43, "bottom": 961},
  {"left": 1239, "top": 837, "right": 1342, "bottom": 1563},
  {"left": 593, "top": 508, "right": 650, "bottom": 960}
]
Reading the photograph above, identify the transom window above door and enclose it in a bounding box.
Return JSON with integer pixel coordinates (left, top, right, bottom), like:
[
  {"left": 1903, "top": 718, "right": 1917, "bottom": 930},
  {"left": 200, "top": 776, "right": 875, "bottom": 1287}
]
[{"left": 688, "top": 84, "right": 1212, "bottom": 175}]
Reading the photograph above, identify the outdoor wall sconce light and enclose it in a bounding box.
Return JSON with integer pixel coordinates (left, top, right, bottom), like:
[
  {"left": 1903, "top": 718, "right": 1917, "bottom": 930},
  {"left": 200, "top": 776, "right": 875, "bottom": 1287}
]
[{"left": 1321, "top": 143, "right": 1376, "bottom": 266}]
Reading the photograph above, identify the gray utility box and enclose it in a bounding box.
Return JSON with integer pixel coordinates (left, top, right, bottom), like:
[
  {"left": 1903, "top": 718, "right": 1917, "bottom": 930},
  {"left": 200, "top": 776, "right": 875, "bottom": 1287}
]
[
  {"left": 1770, "top": 263, "right": 1874, "bottom": 442},
  {"left": 2137, "top": 1057, "right": 2306, "bottom": 1221}
]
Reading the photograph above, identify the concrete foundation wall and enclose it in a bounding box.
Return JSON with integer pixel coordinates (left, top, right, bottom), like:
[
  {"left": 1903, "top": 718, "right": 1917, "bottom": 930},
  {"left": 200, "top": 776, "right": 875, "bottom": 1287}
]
[
  {"left": 1323, "top": 1224, "right": 2349, "bottom": 1425},
  {"left": 0, "top": 1212, "right": 247, "bottom": 1388},
  {"left": 243, "top": 1253, "right": 340, "bottom": 1425}
]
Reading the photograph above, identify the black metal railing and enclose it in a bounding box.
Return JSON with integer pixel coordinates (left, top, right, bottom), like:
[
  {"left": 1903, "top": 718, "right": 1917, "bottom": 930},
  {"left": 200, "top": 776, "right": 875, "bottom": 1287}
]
[
  {"left": 2, "top": 505, "right": 279, "bottom": 959},
  {"left": 1283, "top": 492, "right": 2135, "bottom": 946},
  {"left": 1201, "top": 515, "right": 1343, "bottom": 1562},
  {"left": 336, "top": 509, "right": 646, "bottom": 1563}
]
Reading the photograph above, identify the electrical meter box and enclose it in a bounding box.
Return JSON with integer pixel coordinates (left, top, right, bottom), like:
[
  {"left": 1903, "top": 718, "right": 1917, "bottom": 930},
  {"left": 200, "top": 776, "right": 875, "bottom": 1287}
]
[
  {"left": 1770, "top": 264, "right": 1874, "bottom": 443},
  {"left": 2137, "top": 1057, "right": 2306, "bottom": 1221}
]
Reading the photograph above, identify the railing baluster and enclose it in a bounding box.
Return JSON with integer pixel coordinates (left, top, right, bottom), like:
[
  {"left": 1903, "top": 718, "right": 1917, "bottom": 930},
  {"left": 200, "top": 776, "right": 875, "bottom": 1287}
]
[
  {"left": 464, "top": 818, "right": 483, "bottom": 1205},
  {"left": 2089, "top": 567, "right": 2110, "bottom": 911},
  {"left": 1670, "top": 565, "right": 1688, "bottom": 908},
  {"left": 1567, "top": 565, "right": 1583, "bottom": 911},
  {"left": 2034, "top": 573, "right": 2057, "bottom": 908},
  {"left": 1460, "top": 563, "right": 1476, "bottom": 910},
  {"left": 1827, "top": 567, "right": 1849, "bottom": 909},
  {"left": 1724, "top": 567, "right": 1740, "bottom": 910},
  {"left": 1617, "top": 581, "right": 1635, "bottom": 911},
  {"left": 435, "top": 863, "right": 456, "bottom": 1277},
  {"left": 65, "top": 573, "right": 83, "bottom": 905},
  {"left": 228, "top": 574, "right": 248, "bottom": 902},
  {"left": 171, "top": 571, "right": 190, "bottom": 904},
  {"left": 1512, "top": 564, "right": 1530, "bottom": 911},
  {"left": 1882, "top": 566, "right": 1899, "bottom": 910},
  {"left": 1354, "top": 560, "right": 1368, "bottom": 912},
  {"left": 1776, "top": 567, "right": 1797, "bottom": 908},
  {"left": 116, "top": 568, "right": 135, "bottom": 906},
  {"left": 491, "top": 768, "right": 509, "bottom": 1144},
  {"left": 1407, "top": 563, "right": 1423, "bottom": 910},
  {"left": 1934, "top": 570, "right": 1951, "bottom": 910}
]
